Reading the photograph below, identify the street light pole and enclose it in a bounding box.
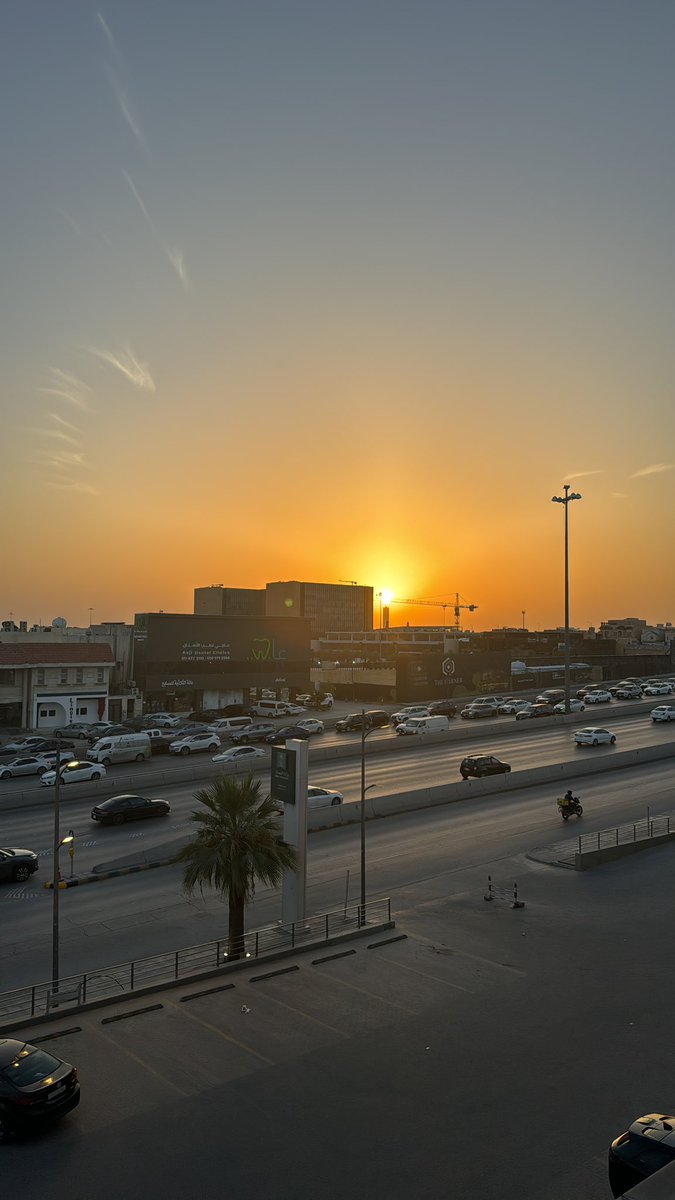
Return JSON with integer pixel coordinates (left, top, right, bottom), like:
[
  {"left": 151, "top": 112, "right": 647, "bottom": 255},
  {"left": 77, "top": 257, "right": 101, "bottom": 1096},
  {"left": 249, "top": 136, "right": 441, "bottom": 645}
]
[
  {"left": 51, "top": 743, "right": 62, "bottom": 992},
  {"left": 359, "top": 712, "right": 376, "bottom": 927},
  {"left": 551, "top": 484, "right": 582, "bottom": 714}
]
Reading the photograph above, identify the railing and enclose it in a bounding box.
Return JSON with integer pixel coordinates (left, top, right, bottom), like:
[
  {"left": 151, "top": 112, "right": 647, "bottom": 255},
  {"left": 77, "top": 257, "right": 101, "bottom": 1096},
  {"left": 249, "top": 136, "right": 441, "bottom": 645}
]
[
  {"left": 577, "top": 815, "right": 673, "bottom": 854},
  {"left": 0, "top": 897, "right": 392, "bottom": 1027}
]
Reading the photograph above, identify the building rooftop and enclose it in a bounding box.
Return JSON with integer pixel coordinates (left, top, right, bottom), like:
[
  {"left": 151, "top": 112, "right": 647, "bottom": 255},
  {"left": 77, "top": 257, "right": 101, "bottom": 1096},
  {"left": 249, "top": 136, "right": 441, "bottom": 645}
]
[{"left": 0, "top": 643, "right": 114, "bottom": 666}]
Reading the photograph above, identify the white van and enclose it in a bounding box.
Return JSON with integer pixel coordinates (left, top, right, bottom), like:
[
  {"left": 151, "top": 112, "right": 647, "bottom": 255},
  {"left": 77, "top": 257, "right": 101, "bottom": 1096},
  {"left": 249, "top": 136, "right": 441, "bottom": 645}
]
[
  {"left": 209, "top": 716, "right": 253, "bottom": 738},
  {"left": 249, "top": 700, "right": 288, "bottom": 719},
  {"left": 395, "top": 715, "right": 450, "bottom": 736},
  {"left": 86, "top": 733, "right": 152, "bottom": 766}
]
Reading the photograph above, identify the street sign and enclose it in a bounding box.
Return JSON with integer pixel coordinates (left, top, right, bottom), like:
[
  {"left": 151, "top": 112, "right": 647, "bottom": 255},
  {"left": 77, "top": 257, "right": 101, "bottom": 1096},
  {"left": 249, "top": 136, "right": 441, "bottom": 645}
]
[{"left": 271, "top": 746, "right": 297, "bottom": 805}]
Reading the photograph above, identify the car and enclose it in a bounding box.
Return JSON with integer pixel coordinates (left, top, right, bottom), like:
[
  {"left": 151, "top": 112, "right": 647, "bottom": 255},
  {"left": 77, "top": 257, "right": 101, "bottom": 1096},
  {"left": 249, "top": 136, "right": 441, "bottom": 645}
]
[
  {"left": 212, "top": 745, "right": 266, "bottom": 766},
  {"left": 0, "top": 847, "right": 39, "bottom": 883},
  {"left": 266, "top": 725, "right": 312, "bottom": 745},
  {"left": 642, "top": 682, "right": 672, "bottom": 696},
  {"left": 552, "top": 698, "right": 586, "bottom": 713},
  {"left": 535, "top": 689, "right": 566, "bottom": 704},
  {"left": 85, "top": 722, "right": 116, "bottom": 739},
  {"left": 651, "top": 705, "right": 675, "bottom": 722},
  {"left": 515, "top": 702, "right": 556, "bottom": 720},
  {"left": 231, "top": 722, "right": 276, "bottom": 744},
  {"left": 335, "top": 713, "right": 373, "bottom": 733},
  {"left": 0, "top": 1037, "right": 80, "bottom": 1135},
  {"left": 0, "top": 756, "right": 52, "bottom": 780},
  {"left": 460, "top": 755, "right": 511, "bottom": 780},
  {"left": 172, "top": 722, "right": 212, "bottom": 737},
  {"left": 91, "top": 794, "right": 171, "bottom": 825},
  {"left": 282, "top": 703, "right": 307, "bottom": 717},
  {"left": 608, "top": 1112, "right": 675, "bottom": 1197},
  {"left": 3, "top": 736, "right": 52, "bottom": 755},
  {"left": 294, "top": 695, "right": 313, "bottom": 706},
  {"left": 574, "top": 727, "right": 616, "bottom": 746},
  {"left": 54, "top": 723, "right": 92, "bottom": 739},
  {"left": 41, "top": 760, "right": 107, "bottom": 785},
  {"left": 169, "top": 732, "right": 221, "bottom": 755},
  {"left": 294, "top": 718, "right": 325, "bottom": 735},
  {"left": 313, "top": 692, "right": 334, "bottom": 709},
  {"left": 307, "top": 785, "right": 343, "bottom": 807},
  {"left": 474, "top": 695, "right": 506, "bottom": 705},
  {"left": 460, "top": 701, "right": 500, "bottom": 719},
  {"left": 427, "top": 700, "right": 457, "bottom": 718},
  {"left": 390, "top": 706, "right": 431, "bottom": 726},
  {"left": 498, "top": 699, "right": 534, "bottom": 715},
  {"left": 26, "top": 738, "right": 76, "bottom": 756},
  {"left": 364, "top": 710, "right": 391, "bottom": 727},
  {"left": 612, "top": 684, "right": 643, "bottom": 700},
  {"left": 148, "top": 713, "right": 181, "bottom": 727},
  {"left": 582, "top": 689, "right": 613, "bottom": 704}
]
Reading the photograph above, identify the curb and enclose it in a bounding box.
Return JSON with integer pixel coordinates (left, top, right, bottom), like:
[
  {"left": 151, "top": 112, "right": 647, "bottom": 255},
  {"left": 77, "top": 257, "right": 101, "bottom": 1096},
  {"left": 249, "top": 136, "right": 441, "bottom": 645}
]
[{"left": 43, "top": 855, "right": 178, "bottom": 888}]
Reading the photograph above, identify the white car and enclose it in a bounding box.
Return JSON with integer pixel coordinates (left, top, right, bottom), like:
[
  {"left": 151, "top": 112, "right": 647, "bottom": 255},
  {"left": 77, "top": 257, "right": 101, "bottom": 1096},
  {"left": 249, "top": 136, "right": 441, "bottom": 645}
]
[
  {"left": 283, "top": 703, "right": 307, "bottom": 717},
  {"left": 41, "top": 760, "right": 107, "bottom": 785},
  {"left": 212, "top": 746, "right": 266, "bottom": 765},
  {"left": 295, "top": 718, "right": 324, "bottom": 735},
  {"left": 574, "top": 727, "right": 616, "bottom": 747},
  {"left": 651, "top": 705, "right": 675, "bottom": 722},
  {"left": 498, "top": 700, "right": 531, "bottom": 715},
  {"left": 642, "top": 682, "right": 672, "bottom": 696},
  {"left": 0, "top": 756, "right": 52, "bottom": 780},
  {"left": 148, "top": 713, "right": 181, "bottom": 727},
  {"left": 307, "top": 785, "right": 343, "bottom": 807},
  {"left": 583, "top": 690, "right": 613, "bottom": 704},
  {"left": 552, "top": 698, "right": 586, "bottom": 713},
  {"left": 170, "top": 733, "right": 221, "bottom": 756}
]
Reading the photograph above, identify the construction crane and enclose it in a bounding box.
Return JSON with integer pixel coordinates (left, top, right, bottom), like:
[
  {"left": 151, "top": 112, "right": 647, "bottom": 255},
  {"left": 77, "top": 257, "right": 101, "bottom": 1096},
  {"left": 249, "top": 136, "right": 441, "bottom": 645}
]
[
  {"left": 338, "top": 579, "right": 358, "bottom": 586},
  {"left": 391, "top": 593, "right": 478, "bottom": 632}
]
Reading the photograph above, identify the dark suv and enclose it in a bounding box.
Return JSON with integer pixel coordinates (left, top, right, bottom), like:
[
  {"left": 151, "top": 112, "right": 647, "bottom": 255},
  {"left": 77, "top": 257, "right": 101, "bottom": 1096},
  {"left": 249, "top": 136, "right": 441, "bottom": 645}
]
[
  {"left": 336, "top": 713, "right": 373, "bottom": 733},
  {"left": 460, "top": 755, "right": 511, "bottom": 780},
  {"left": 609, "top": 1113, "right": 675, "bottom": 1196},
  {"left": 365, "top": 710, "right": 390, "bottom": 728},
  {"left": 428, "top": 700, "right": 458, "bottom": 718}
]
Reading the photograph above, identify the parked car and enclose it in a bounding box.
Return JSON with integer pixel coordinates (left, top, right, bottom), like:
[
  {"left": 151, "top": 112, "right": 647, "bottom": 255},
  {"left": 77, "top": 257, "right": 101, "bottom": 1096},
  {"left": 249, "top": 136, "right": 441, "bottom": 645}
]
[
  {"left": 27, "top": 738, "right": 76, "bottom": 756},
  {"left": 4, "top": 736, "right": 54, "bottom": 755},
  {"left": 147, "top": 713, "right": 181, "bottom": 727},
  {"left": 534, "top": 689, "right": 566, "bottom": 704},
  {"left": 515, "top": 702, "right": 556, "bottom": 720},
  {"left": 0, "top": 756, "right": 51, "bottom": 780},
  {"left": 427, "top": 700, "right": 457, "bottom": 718},
  {"left": 171, "top": 722, "right": 210, "bottom": 738},
  {"left": 608, "top": 1112, "right": 675, "bottom": 1197},
  {"left": 0, "top": 847, "right": 39, "bottom": 883},
  {"left": 294, "top": 695, "right": 313, "bottom": 706},
  {"left": 55, "top": 723, "right": 92, "bottom": 739},
  {"left": 460, "top": 701, "right": 500, "bottom": 719},
  {"left": 336, "top": 713, "right": 373, "bottom": 733},
  {"left": 583, "top": 689, "right": 613, "bottom": 704},
  {"left": 231, "top": 722, "right": 276, "bottom": 744},
  {"left": 390, "top": 706, "right": 431, "bottom": 726},
  {"left": 311, "top": 693, "right": 334, "bottom": 709},
  {"left": 41, "top": 760, "right": 107, "bottom": 785},
  {"left": 91, "top": 794, "right": 171, "bottom": 825},
  {"left": 0, "top": 1037, "right": 80, "bottom": 1134},
  {"left": 283, "top": 703, "right": 307, "bottom": 717},
  {"left": 460, "top": 755, "right": 511, "bottom": 780},
  {"left": 295, "top": 718, "right": 324, "bottom": 735},
  {"left": 610, "top": 682, "right": 643, "bottom": 699},
  {"left": 499, "top": 699, "right": 534, "bottom": 715},
  {"left": 248, "top": 700, "right": 289, "bottom": 720},
  {"left": 144, "top": 729, "right": 174, "bottom": 754},
  {"left": 364, "top": 710, "right": 391, "bottom": 727},
  {"left": 307, "top": 785, "right": 343, "bottom": 807},
  {"left": 552, "top": 698, "right": 586, "bottom": 713},
  {"left": 651, "top": 705, "right": 675, "bottom": 722},
  {"left": 642, "top": 682, "right": 673, "bottom": 696},
  {"left": 266, "top": 725, "right": 312, "bottom": 745},
  {"left": 85, "top": 722, "right": 116, "bottom": 739},
  {"left": 169, "top": 732, "right": 221, "bottom": 756},
  {"left": 212, "top": 746, "right": 266, "bottom": 766},
  {"left": 574, "top": 727, "right": 616, "bottom": 746}
]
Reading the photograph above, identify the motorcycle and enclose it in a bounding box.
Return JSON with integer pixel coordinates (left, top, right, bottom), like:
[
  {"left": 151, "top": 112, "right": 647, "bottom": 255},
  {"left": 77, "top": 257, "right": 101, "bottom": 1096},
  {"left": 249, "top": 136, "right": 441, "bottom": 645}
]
[{"left": 557, "top": 794, "right": 583, "bottom": 820}]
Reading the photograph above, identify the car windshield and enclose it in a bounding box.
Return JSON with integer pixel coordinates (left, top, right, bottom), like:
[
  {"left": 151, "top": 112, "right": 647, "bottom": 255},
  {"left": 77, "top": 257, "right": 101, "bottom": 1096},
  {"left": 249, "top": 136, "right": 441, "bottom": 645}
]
[{"left": 0, "top": 1046, "right": 62, "bottom": 1085}]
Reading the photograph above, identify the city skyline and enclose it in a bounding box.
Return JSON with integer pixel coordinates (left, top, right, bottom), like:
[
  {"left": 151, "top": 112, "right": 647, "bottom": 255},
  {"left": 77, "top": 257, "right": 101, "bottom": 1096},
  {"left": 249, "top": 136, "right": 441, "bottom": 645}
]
[{"left": 3, "top": 3, "right": 675, "bottom": 627}]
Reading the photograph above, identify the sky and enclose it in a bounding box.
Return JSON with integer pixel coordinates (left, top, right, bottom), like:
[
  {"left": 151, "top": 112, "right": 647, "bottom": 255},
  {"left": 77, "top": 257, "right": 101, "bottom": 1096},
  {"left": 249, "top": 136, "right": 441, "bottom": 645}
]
[{"left": 2, "top": 0, "right": 675, "bottom": 632}]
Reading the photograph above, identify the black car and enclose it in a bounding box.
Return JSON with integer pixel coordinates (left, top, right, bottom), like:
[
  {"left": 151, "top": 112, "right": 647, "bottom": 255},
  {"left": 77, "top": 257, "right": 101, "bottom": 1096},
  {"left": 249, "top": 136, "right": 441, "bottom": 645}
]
[
  {"left": 0, "top": 1037, "right": 80, "bottom": 1135},
  {"left": 534, "top": 689, "right": 566, "bottom": 705},
  {"left": 428, "top": 700, "right": 458, "bottom": 718},
  {"left": 335, "top": 713, "right": 373, "bottom": 733},
  {"left": 91, "top": 794, "right": 171, "bottom": 825},
  {"left": 365, "top": 710, "right": 391, "bottom": 728},
  {"left": 266, "top": 725, "right": 312, "bottom": 745},
  {"left": 515, "top": 702, "right": 556, "bottom": 720},
  {"left": 608, "top": 1113, "right": 675, "bottom": 1197},
  {"left": 231, "top": 722, "right": 276, "bottom": 744},
  {"left": 460, "top": 755, "right": 511, "bottom": 780},
  {"left": 25, "top": 738, "right": 76, "bottom": 755},
  {"left": 0, "top": 847, "right": 39, "bottom": 883}
]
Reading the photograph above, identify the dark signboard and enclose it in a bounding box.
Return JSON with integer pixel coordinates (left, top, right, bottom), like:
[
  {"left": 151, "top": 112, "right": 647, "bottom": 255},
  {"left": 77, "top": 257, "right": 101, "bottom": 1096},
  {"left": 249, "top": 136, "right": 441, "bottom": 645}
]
[{"left": 271, "top": 746, "right": 296, "bottom": 805}]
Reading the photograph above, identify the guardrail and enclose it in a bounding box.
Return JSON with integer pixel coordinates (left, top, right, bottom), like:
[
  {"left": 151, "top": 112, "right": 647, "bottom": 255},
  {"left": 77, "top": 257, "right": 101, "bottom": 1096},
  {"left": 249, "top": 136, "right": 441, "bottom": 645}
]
[
  {"left": 0, "top": 897, "right": 392, "bottom": 1028},
  {"left": 576, "top": 815, "right": 673, "bottom": 853}
]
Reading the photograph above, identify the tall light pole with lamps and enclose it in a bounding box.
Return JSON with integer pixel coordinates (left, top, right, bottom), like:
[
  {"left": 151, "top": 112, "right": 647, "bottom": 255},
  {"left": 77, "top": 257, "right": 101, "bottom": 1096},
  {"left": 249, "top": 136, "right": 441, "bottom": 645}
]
[
  {"left": 551, "top": 484, "right": 582, "bottom": 714},
  {"left": 51, "top": 745, "right": 74, "bottom": 993},
  {"left": 359, "top": 712, "right": 377, "bottom": 926}
]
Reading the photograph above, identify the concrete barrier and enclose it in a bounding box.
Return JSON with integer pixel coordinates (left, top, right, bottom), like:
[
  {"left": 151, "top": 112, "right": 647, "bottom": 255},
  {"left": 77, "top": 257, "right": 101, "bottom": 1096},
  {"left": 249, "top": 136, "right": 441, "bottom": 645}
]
[{"left": 575, "top": 832, "right": 675, "bottom": 870}]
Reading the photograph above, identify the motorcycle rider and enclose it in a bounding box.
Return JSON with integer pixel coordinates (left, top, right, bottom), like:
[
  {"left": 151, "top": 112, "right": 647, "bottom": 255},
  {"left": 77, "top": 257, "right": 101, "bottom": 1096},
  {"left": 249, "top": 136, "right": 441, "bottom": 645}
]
[{"left": 563, "top": 789, "right": 576, "bottom": 808}]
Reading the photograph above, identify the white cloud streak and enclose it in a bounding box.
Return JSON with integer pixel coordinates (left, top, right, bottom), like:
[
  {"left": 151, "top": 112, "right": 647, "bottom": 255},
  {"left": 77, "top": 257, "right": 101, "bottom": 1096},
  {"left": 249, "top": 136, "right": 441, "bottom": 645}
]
[
  {"left": 45, "top": 479, "right": 100, "bottom": 495},
  {"left": 26, "top": 428, "right": 82, "bottom": 448},
  {"left": 87, "top": 344, "right": 156, "bottom": 393},
  {"left": 630, "top": 463, "right": 675, "bottom": 479},
  {"left": 561, "top": 468, "right": 605, "bottom": 482},
  {"left": 122, "top": 170, "right": 191, "bottom": 290},
  {"left": 39, "top": 368, "right": 92, "bottom": 411},
  {"left": 49, "top": 412, "right": 82, "bottom": 434}
]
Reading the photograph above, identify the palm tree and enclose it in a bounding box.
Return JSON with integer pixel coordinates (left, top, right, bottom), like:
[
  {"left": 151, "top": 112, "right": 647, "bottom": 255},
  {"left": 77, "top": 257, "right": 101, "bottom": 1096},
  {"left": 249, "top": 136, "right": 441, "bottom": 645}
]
[{"left": 178, "top": 773, "right": 296, "bottom": 959}]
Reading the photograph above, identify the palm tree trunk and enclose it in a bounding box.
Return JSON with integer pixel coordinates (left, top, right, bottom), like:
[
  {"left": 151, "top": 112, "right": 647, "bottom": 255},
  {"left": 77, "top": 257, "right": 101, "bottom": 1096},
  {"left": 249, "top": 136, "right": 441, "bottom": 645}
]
[{"left": 228, "top": 892, "right": 246, "bottom": 960}]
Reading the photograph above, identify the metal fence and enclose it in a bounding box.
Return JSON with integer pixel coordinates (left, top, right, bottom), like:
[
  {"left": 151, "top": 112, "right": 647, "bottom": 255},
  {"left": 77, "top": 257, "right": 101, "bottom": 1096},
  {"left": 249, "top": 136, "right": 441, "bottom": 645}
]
[
  {"left": 577, "top": 814, "right": 674, "bottom": 854},
  {"left": 0, "top": 897, "right": 392, "bottom": 1027}
]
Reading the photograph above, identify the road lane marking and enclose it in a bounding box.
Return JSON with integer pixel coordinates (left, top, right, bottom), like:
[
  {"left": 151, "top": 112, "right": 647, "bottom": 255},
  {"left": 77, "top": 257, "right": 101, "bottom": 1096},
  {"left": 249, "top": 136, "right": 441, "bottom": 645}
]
[
  {"left": 88, "top": 1019, "right": 191, "bottom": 1094},
  {"left": 163, "top": 997, "right": 275, "bottom": 1065},
  {"left": 310, "top": 968, "right": 416, "bottom": 1014}
]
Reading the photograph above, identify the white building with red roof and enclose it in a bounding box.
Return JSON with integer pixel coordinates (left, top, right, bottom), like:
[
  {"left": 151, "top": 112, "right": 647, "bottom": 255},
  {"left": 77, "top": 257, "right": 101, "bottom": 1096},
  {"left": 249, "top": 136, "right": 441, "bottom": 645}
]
[{"left": 0, "top": 643, "right": 114, "bottom": 730}]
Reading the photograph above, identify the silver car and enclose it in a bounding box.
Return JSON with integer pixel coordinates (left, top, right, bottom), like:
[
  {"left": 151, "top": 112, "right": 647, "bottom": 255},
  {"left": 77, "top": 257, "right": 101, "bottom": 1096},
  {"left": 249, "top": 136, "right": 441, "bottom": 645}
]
[{"left": 0, "top": 756, "right": 52, "bottom": 780}]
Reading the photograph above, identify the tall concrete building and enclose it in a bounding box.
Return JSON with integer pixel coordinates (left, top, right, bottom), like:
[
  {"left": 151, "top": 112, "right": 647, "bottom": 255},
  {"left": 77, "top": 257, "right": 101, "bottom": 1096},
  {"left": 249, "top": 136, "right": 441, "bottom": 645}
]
[
  {"left": 194, "top": 586, "right": 265, "bottom": 617},
  {"left": 265, "top": 581, "right": 374, "bottom": 636}
]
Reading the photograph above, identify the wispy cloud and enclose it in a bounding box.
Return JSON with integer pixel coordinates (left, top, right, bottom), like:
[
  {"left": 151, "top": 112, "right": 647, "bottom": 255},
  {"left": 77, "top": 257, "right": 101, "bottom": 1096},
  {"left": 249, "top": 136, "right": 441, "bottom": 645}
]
[
  {"left": 122, "top": 170, "right": 191, "bottom": 290},
  {"left": 45, "top": 479, "right": 100, "bottom": 495},
  {"left": 97, "top": 12, "right": 122, "bottom": 68},
  {"left": 39, "top": 368, "right": 92, "bottom": 411},
  {"left": 97, "top": 12, "right": 144, "bottom": 145},
  {"left": 49, "top": 412, "right": 82, "bottom": 434},
  {"left": 25, "top": 427, "right": 82, "bottom": 448},
  {"left": 59, "top": 209, "right": 112, "bottom": 249},
  {"left": 630, "top": 463, "right": 675, "bottom": 479},
  {"left": 87, "top": 344, "right": 156, "bottom": 393},
  {"left": 562, "top": 468, "right": 605, "bottom": 482},
  {"left": 28, "top": 449, "right": 87, "bottom": 469}
]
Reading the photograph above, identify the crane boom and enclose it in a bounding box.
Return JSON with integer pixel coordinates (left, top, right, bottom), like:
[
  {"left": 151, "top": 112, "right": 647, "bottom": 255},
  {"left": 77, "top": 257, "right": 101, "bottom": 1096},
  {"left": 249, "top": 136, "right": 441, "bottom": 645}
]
[{"left": 391, "top": 593, "right": 478, "bottom": 631}]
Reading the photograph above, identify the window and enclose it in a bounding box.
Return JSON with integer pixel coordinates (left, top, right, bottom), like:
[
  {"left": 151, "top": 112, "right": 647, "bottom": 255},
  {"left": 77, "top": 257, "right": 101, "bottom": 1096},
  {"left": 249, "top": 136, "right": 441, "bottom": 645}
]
[
  {"left": 0, "top": 669, "right": 15, "bottom": 685},
  {"left": 76, "top": 706, "right": 88, "bottom": 716},
  {"left": 36, "top": 669, "right": 45, "bottom": 685},
  {"left": 39, "top": 708, "right": 57, "bottom": 718},
  {"left": 75, "top": 668, "right": 83, "bottom": 684},
  {"left": 97, "top": 668, "right": 105, "bottom": 683},
  {"left": 60, "top": 668, "right": 68, "bottom": 684}
]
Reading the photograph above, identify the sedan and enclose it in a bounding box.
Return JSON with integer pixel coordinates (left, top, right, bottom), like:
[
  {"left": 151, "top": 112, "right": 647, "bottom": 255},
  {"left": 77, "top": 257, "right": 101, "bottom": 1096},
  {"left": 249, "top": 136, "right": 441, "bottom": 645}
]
[
  {"left": 583, "top": 690, "right": 613, "bottom": 704},
  {"left": 231, "top": 723, "right": 276, "bottom": 744},
  {"left": 0, "top": 847, "right": 39, "bottom": 883},
  {"left": 91, "top": 794, "right": 171, "bottom": 825},
  {"left": 574, "top": 727, "right": 616, "bottom": 746},
  {"left": 307, "top": 786, "right": 343, "bottom": 807},
  {"left": 460, "top": 703, "right": 499, "bottom": 719},
  {"left": 295, "top": 718, "right": 324, "bottom": 735},
  {"left": 55, "top": 723, "right": 92, "bottom": 739},
  {"left": 515, "top": 702, "right": 555, "bottom": 720},
  {"left": 651, "top": 705, "right": 675, "bottom": 722},
  {"left": 212, "top": 746, "right": 266, "bottom": 766},
  {"left": 0, "top": 756, "right": 51, "bottom": 780},
  {"left": 169, "top": 733, "right": 220, "bottom": 755},
  {"left": 148, "top": 713, "right": 181, "bottom": 727},
  {"left": 266, "top": 725, "right": 312, "bottom": 745},
  {"left": 0, "top": 1038, "right": 80, "bottom": 1135},
  {"left": 41, "top": 760, "right": 107, "bottom": 785},
  {"left": 498, "top": 699, "right": 531, "bottom": 715},
  {"left": 552, "top": 698, "right": 586, "bottom": 713},
  {"left": 283, "top": 703, "right": 307, "bottom": 717},
  {"left": 642, "top": 682, "right": 672, "bottom": 696}
]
